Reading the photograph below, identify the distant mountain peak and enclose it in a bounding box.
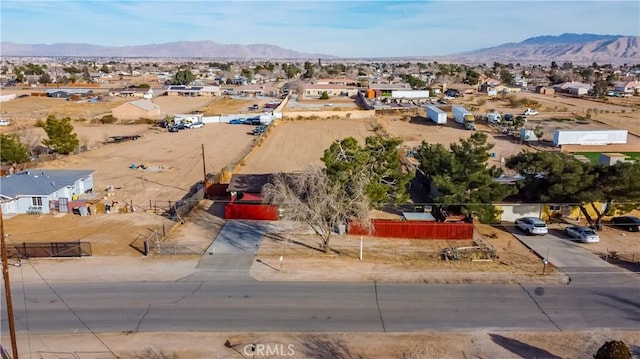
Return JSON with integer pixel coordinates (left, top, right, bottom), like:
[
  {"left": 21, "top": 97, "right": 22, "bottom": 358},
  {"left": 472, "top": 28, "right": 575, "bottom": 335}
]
[
  {"left": 521, "top": 33, "right": 626, "bottom": 45},
  {"left": 445, "top": 34, "right": 639, "bottom": 65}
]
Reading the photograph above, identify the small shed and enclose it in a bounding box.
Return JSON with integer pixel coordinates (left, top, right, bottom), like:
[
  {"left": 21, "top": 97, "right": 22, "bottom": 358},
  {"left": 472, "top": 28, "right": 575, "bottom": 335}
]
[{"left": 599, "top": 153, "right": 630, "bottom": 166}]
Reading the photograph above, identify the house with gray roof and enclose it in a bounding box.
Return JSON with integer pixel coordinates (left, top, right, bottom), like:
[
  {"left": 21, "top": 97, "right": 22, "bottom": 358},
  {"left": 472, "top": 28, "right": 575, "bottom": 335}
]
[
  {"left": 0, "top": 169, "right": 95, "bottom": 214},
  {"left": 45, "top": 88, "right": 94, "bottom": 99}
]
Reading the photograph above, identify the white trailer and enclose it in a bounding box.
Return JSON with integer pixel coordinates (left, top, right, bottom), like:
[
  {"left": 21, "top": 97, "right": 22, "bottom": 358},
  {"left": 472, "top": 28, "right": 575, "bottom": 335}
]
[
  {"left": 391, "top": 90, "right": 430, "bottom": 99},
  {"left": 452, "top": 106, "right": 476, "bottom": 130},
  {"left": 552, "top": 130, "right": 628, "bottom": 147},
  {"left": 426, "top": 105, "right": 447, "bottom": 124}
]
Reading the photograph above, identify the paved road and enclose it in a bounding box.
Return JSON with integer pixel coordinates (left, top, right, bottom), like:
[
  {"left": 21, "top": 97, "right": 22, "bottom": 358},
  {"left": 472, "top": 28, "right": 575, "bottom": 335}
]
[
  {"left": 511, "top": 228, "right": 637, "bottom": 285},
  {"left": 2, "top": 281, "right": 638, "bottom": 334}
]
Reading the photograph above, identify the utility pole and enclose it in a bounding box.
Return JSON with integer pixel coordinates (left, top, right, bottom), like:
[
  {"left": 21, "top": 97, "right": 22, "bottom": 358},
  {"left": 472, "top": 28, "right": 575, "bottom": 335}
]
[
  {"left": 0, "top": 207, "right": 19, "bottom": 358},
  {"left": 201, "top": 144, "right": 208, "bottom": 200}
]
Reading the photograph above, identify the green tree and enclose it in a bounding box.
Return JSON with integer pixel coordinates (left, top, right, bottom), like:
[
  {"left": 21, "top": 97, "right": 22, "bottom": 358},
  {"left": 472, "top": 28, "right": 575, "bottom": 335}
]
[
  {"left": 303, "top": 61, "right": 314, "bottom": 79},
  {"left": 99, "top": 64, "right": 110, "bottom": 73},
  {"left": 319, "top": 91, "right": 329, "bottom": 100},
  {"left": 401, "top": 74, "right": 425, "bottom": 89},
  {"left": 41, "top": 114, "right": 80, "bottom": 155},
  {"left": 173, "top": 68, "right": 196, "bottom": 85},
  {"left": 322, "top": 136, "right": 412, "bottom": 209},
  {"left": 465, "top": 68, "right": 480, "bottom": 85},
  {"left": 0, "top": 134, "right": 30, "bottom": 164},
  {"left": 500, "top": 69, "right": 514, "bottom": 85},
  {"left": 533, "top": 125, "right": 544, "bottom": 142},
  {"left": 282, "top": 64, "right": 300, "bottom": 79},
  {"left": 506, "top": 152, "right": 640, "bottom": 228},
  {"left": 241, "top": 68, "right": 253, "bottom": 81},
  {"left": 415, "top": 133, "right": 515, "bottom": 222}
]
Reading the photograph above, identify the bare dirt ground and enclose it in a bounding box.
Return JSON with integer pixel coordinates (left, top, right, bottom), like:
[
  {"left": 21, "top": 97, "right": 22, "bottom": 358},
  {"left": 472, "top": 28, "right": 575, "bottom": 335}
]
[
  {"left": 238, "top": 118, "right": 376, "bottom": 174},
  {"left": 8, "top": 330, "right": 639, "bottom": 358},
  {"left": 152, "top": 96, "right": 217, "bottom": 116},
  {"left": 0, "top": 96, "right": 129, "bottom": 122},
  {"left": 39, "top": 123, "right": 255, "bottom": 206}
]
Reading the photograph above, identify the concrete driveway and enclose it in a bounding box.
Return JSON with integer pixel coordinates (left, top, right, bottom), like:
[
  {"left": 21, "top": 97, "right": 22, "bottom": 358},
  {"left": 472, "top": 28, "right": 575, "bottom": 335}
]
[
  {"left": 511, "top": 228, "right": 638, "bottom": 285},
  {"left": 184, "top": 220, "right": 271, "bottom": 281}
]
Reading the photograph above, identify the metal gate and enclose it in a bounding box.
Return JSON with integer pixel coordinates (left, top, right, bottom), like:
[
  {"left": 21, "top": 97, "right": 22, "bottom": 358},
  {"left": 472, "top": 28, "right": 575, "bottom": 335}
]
[
  {"left": 10, "top": 242, "right": 92, "bottom": 258},
  {"left": 59, "top": 197, "right": 69, "bottom": 213}
]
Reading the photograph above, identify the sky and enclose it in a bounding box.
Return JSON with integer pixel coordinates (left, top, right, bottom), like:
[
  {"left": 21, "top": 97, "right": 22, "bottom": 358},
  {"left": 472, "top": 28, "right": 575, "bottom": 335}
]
[{"left": 1, "top": 0, "right": 639, "bottom": 58}]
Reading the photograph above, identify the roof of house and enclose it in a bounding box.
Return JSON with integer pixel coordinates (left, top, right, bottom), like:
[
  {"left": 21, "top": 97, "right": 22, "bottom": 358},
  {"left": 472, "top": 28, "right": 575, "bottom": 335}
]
[
  {"left": 0, "top": 169, "right": 95, "bottom": 198},
  {"left": 168, "top": 86, "right": 204, "bottom": 91},
  {"left": 126, "top": 99, "right": 160, "bottom": 111},
  {"left": 304, "top": 84, "right": 358, "bottom": 90},
  {"left": 368, "top": 83, "right": 411, "bottom": 90},
  {"left": 227, "top": 174, "right": 275, "bottom": 193},
  {"left": 45, "top": 89, "right": 94, "bottom": 95}
]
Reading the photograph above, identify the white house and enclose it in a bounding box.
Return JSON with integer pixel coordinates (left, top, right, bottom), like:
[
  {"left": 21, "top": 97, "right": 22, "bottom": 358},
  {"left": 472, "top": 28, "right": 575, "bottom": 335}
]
[
  {"left": 0, "top": 169, "right": 95, "bottom": 214},
  {"left": 614, "top": 80, "right": 640, "bottom": 95}
]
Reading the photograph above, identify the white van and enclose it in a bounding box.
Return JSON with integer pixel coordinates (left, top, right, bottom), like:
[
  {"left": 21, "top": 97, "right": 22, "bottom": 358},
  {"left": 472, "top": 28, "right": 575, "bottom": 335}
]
[
  {"left": 486, "top": 112, "right": 502, "bottom": 124},
  {"left": 0, "top": 119, "right": 11, "bottom": 126}
]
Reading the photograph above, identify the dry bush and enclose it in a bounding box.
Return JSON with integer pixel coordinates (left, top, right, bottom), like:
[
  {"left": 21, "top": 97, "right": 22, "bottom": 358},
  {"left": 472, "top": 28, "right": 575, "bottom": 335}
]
[
  {"left": 593, "top": 340, "right": 631, "bottom": 359},
  {"left": 476, "top": 98, "right": 487, "bottom": 106}
]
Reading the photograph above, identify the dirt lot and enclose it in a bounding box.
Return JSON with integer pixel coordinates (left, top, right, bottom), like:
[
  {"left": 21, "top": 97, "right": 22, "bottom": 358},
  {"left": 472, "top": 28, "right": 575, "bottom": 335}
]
[
  {"left": 9, "top": 330, "right": 639, "bottom": 359},
  {"left": 239, "top": 118, "right": 377, "bottom": 174}
]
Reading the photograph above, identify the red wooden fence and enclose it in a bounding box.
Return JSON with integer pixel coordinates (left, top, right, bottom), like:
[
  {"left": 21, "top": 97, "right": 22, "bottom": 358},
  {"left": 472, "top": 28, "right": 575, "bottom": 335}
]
[
  {"left": 348, "top": 219, "right": 473, "bottom": 240},
  {"left": 225, "top": 202, "right": 279, "bottom": 220}
]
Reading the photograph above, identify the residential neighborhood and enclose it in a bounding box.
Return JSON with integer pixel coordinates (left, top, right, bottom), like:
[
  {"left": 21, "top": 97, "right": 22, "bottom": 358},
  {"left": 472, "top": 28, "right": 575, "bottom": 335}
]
[{"left": 0, "top": 3, "right": 639, "bottom": 356}]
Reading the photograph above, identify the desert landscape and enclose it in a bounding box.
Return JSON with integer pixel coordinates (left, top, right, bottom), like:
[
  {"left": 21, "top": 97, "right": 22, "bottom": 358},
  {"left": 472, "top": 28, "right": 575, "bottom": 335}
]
[{"left": 1, "top": 69, "right": 639, "bottom": 358}]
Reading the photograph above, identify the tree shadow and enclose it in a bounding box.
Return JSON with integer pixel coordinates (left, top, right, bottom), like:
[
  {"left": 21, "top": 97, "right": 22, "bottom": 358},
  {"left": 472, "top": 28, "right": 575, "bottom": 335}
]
[
  {"left": 489, "top": 334, "right": 561, "bottom": 359},
  {"left": 299, "top": 335, "right": 365, "bottom": 359}
]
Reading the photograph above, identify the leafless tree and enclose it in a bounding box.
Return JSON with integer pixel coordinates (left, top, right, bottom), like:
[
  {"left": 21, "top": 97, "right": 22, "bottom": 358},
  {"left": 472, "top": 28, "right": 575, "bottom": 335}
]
[{"left": 262, "top": 167, "right": 372, "bottom": 253}]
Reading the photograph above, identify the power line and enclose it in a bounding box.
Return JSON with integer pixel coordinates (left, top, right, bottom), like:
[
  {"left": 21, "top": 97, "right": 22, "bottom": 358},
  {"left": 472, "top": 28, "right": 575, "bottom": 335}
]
[{"left": 25, "top": 262, "right": 118, "bottom": 356}]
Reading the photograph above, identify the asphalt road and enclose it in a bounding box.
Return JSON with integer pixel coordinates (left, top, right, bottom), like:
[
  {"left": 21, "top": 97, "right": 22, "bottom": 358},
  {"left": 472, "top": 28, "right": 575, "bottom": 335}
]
[{"left": 2, "top": 281, "right": 638, "bottom": 335}]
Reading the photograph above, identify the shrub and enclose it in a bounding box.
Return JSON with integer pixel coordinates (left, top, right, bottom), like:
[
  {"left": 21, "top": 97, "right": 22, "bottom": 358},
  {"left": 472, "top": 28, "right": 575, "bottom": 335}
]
[
  {"left": 35, "top": 119, "right": 45, "bottom": 128},
  {"left": 100, "top": 114, "right": 118, "bottom": 124},
  {"left": 593, "top": 340, "right": 631, "bottom": 359},
  {"left": 476, "top": 98, "right": 486, "bottom": 106}
]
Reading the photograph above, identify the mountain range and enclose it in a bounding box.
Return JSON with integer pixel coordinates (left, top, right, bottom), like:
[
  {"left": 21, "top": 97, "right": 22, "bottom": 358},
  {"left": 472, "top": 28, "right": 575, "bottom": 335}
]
[
  {"left": 447, "top": 33, "right": 639, "bottom": 65},
  {"left": 0, "top": 41, "right": 333, "bottom": 59},
  {"left": 1, "top": 34, "right": 638, "bottom": 64}
]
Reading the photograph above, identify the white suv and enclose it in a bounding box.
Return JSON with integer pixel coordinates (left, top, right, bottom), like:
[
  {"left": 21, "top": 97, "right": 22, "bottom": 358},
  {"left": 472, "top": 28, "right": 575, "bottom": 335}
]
[{"left": 515, "top": 217, "right": 548, "bottom": 235}]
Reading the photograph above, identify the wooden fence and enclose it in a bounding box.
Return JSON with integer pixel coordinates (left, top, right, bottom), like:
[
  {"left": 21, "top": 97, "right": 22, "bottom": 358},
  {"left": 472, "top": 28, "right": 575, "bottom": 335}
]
[{"left": 348, "top": 220, "right": 473, "bottom": 240}]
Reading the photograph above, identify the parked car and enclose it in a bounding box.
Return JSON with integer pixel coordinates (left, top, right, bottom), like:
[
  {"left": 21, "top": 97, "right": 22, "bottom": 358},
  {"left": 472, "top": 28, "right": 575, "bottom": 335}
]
[
  {"left": 610, "top": 216, "right": 640, "bottom": 232},
  {"left": 515, "top": 217, "right": 548, "bottom": 235},
  {"left": 0, "top": 119, "right": 11, "bottom": 126},
  {"left": 229, "top": 118, "right": 244, "bottom": 125},
  {"left": 565, "top": 226, "right": 600, "bottom": 243},
  {"left": 250, "top": 104, "right": 259, "bottom": 110},
  {"left": 247, "top": 116, "right": 261, "bottom": 125},
  {"left": 252, "top": 125, "right": 267, "bottom": 135},
  {"left": 188, "top": 122, "right": 204, "bottom": 129},
  {"left": 168, "top": 126, "right": 180, "bottom": 133},
  {"left": 523, "top": 108, "right": 539, "bottom": 116}
]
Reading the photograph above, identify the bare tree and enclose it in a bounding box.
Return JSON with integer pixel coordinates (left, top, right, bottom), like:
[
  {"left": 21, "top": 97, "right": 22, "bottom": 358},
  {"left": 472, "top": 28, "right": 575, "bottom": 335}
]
[{"left": 262, "top": 167, "right": 371, "bottom": 253}]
